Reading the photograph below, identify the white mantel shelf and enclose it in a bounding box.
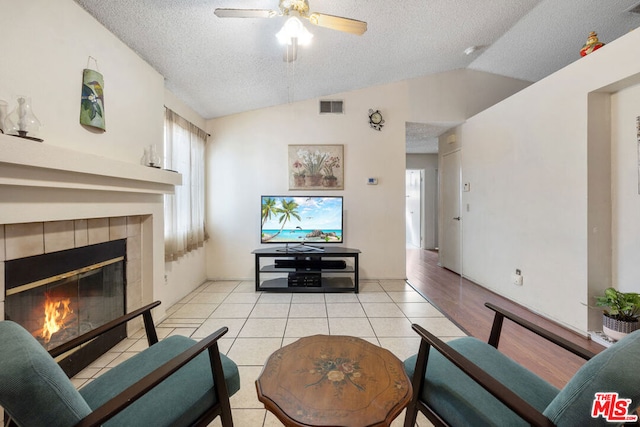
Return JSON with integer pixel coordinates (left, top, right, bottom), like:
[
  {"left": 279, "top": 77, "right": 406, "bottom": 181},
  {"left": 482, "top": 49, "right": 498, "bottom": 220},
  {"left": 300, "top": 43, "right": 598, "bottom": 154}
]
[{"left": 0, "top": 134, "right": 181, "bottom": 194}]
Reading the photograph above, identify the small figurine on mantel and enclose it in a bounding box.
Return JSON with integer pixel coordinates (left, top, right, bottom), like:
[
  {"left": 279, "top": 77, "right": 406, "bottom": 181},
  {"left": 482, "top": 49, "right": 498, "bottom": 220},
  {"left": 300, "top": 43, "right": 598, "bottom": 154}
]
[{"left": 580, "top": 31, "right": 605, "bottom": 57}]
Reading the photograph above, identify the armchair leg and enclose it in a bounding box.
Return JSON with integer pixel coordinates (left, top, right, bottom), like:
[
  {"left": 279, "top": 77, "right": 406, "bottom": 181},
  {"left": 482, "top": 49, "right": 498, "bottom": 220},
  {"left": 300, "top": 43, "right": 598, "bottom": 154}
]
[{"left": 403, "top": 403, "right": 419, "bottom": 427}]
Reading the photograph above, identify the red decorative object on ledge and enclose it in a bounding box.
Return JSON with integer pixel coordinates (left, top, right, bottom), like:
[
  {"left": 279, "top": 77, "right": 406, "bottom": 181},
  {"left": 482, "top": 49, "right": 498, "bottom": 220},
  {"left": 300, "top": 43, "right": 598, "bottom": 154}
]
[{"left": 580, "top": 31, "right": 605, "bottom": 56}]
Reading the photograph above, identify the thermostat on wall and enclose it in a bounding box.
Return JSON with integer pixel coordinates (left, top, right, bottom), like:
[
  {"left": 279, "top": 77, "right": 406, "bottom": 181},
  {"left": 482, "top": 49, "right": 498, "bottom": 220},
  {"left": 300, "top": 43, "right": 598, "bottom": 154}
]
[{"left": 367, "top": 178, "right": 378, "bottom": 185}]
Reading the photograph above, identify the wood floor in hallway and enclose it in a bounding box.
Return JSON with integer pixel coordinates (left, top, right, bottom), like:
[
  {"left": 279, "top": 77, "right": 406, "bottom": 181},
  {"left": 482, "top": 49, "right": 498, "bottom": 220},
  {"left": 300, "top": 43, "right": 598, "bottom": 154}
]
[{"left": 406, "top": 247, "right": 605, "bottom": 389}]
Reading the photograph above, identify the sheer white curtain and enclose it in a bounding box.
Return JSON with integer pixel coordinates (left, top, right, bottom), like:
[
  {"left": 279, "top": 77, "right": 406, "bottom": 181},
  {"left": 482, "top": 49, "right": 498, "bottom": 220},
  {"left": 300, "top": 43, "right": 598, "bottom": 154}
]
[{"left": 164, "top": 108, "right": 207, "bottom": 261}]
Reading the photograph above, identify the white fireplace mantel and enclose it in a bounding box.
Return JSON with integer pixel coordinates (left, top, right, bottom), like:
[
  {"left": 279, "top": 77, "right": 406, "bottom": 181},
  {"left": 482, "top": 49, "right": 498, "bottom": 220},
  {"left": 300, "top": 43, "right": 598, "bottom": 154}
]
[{"left": 0, "top": 134, "right": 181, "bottom": 194}]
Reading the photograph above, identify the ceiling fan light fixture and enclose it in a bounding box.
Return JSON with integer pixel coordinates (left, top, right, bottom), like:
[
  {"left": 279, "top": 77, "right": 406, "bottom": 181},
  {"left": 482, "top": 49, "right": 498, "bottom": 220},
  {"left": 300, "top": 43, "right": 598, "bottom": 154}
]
[{"left": 276, "top": 17, "right": 313, "bottom": 45}]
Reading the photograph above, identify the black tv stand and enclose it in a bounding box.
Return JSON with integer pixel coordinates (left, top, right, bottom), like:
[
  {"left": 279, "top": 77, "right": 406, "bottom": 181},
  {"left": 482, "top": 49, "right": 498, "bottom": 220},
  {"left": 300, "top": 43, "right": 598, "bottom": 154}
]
[{"left": 253, "top": 247, "right": 360, "bottom": 293}]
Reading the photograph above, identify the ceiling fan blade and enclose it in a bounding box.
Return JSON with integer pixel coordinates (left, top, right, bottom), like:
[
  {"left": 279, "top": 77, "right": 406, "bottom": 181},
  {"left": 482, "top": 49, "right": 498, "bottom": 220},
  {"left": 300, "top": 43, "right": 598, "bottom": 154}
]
[
  {"left": 307, "top": 13, "right": 367, "bottom": 35},
  {"left": 214, "top": 9, "right": 277, "bottom": 19}
]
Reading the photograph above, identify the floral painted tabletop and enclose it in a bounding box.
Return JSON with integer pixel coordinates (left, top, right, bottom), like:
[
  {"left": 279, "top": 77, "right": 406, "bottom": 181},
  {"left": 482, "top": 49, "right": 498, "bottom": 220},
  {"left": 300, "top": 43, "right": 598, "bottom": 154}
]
[{"left": 256, "top": 335, "right": 412, "bottom": 427}]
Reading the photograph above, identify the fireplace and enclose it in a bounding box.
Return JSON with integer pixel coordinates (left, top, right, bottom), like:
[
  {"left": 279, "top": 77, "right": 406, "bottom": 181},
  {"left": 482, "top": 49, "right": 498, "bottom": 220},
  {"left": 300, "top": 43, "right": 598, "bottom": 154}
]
[{"left": 4, "top": 240, "right": 127, "bottom": 376}]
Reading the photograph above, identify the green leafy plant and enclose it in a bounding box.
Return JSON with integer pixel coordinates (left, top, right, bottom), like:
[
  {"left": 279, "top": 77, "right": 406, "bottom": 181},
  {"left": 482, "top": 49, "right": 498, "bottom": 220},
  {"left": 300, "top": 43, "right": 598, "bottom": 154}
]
[{"left": 595, "top": 288, "right": 640, "bottom": 322}]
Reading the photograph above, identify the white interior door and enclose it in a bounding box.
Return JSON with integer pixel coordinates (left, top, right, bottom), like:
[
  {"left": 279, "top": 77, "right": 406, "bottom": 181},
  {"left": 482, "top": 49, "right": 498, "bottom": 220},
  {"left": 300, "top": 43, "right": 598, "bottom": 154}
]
[
  {"left": 405, "top": 170, "right": 422, "bottom": 248},
  {"left": 440, "top": 150, "right": 461, "bottom": 273}
]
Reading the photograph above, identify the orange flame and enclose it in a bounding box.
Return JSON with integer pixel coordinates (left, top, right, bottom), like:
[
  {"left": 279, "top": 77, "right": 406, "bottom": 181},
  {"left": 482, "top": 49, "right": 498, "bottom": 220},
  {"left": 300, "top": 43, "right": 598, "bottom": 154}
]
[{"left": 41, "top": 293, "right": 73, "bottom": 343}]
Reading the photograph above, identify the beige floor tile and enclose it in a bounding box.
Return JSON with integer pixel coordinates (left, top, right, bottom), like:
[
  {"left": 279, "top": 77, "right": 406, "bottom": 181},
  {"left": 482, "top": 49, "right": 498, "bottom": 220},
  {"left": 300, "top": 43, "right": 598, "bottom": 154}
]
[
  {"left": 191, "top": 292, "right": 230, "bottom": 304},
  {"left": 227, "top": 338, "right": 282, "bottom": 365},
  {"left": 171, "top": 303, "right": 218, "bottom": 318},
  {"left": 361, "top": 302, "right": 406, "bottom": 317},
  {"left": 284, "top": 318, "right": 329, "bottom": 337},
  {"left": 227, "top": 408, "right": 267, "bottom": 426},
  {"left": 291, "top": 293, "right": 325, "bottom": 303},
  {"left": 324, "top": 293, "right": 359, "bottom": 303},
  {"left": 359, "top": 281, "right": 384, "bottom": 292},
  {"left": 224, "top": 292, "right": 262, "bottom": 304},
  {"left": 410, "top": 317, "right": 467, "bottom": 337},
  {"left": 210, "top": 303, "right": 256, "bottom": 318},
  {"left": 397, "top": 302, "right": 443, "bottom": 318},
  {"left": 90, "top": 351, "right": 120, "bottom": 368},
  {"left": 264, "top": 411, "right": 286, "bottom": 426},
  {"left": 126, "top": 338, "right": 151, "bottom": 352},
  {"left": 239, "top": 318, "right": 287, "bottom": 338},
  {"left": 326, "top": 302, "right": 366, "bottom": 317},
  {"left": 379, "top": 280, "right": 415, "bottom": 292},
  {"left": 202, "top": 281, "right": 241, "bottom": 293},
  {"left": 193, "top": 318, "right": 247, "bottom": 339},
  {"left": 166, "top": 327, "right": 197, "bottom": 337},
  {"left": 288, "top": 303, "right": 327, "bottom": 318},
  {"left": 249, "top": 303, "right": 290, "bottom": 318},
  {"left": 230, "top": 365, "right": 265, "bottom": 409},
  {"left": 217, "top": 338, "right": 234, "bottom": 354},
  {"left": 234, "top": 282, "right": 257, "bottom": 293},
  {"left": 387, "top": 291, "right": 429, "bottom": 303},
  {"left": 328, "top": 317, "right": 375, "bottom": 337},
  {"left": 358, "top": 292, "right": 393, "bottom": 303},
  {"left": 258, "top": 293, "right": 292, "bottom": 303},
  {"left": 369, "top": 317, "right": 415, "bottom": 337},
  {"left": 107, "top": 351, "right": 137, "bottom": 368},
  {"left": 378, "top": 336, "right": 422, "bottom": 361}
]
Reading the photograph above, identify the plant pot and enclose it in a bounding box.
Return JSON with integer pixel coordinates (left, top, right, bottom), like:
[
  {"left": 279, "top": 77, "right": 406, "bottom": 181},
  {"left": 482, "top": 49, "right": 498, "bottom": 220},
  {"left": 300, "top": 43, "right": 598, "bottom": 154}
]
[
  {"left": 322, "top": 176, "right": 338, "bottom": 187},
  {"left": 293, "top": 175, "right": 305, "bottom": 187},
  {"left": 305, "top": 174, "right": 323, "bottom": 186},
  {"left": 602, "top": 314, "right": 639, "bottom": 341}
]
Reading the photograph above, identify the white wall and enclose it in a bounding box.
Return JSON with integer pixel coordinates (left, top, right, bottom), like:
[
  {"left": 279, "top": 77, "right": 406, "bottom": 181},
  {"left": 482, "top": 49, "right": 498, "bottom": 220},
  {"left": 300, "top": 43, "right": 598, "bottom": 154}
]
[
  {"left": 611, "top": 84, "right": 640, "bottom": 294},
  {"left": 206, "top": 83, "right": 409, "bottom": 281},
  {"left": 457, "top": 28, "right": 640, "bottom": 334},
  {"left": 205, "top": 71, "right": 529, "bottom": 281}
]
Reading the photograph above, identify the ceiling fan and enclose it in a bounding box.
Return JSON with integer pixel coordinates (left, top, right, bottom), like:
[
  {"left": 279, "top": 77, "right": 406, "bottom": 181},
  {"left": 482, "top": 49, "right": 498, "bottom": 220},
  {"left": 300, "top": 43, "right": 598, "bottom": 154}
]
[{"left": 214, "top": 0, "right": 367, "bottom": 36}]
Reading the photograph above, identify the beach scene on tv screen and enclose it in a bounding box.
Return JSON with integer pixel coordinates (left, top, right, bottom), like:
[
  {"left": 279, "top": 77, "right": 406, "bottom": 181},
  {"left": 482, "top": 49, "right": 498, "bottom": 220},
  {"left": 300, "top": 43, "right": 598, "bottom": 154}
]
[{"left": 261, "top": 196, "right": 343, "bottom": 243}]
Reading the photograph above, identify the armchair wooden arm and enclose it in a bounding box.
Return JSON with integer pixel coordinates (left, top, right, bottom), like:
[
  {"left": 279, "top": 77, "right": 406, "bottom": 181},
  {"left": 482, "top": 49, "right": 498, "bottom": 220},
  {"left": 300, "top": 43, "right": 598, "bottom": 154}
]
[
  {"left": 49, "top": 300, "right": 161, "bottom": 358},
  {"left": 409, "top": 323, "right": 555, "bottom": 427},
  {"left": 484, "top": 302, "right": 595, "bottom": 360},
  {"left": 405, "top": 303, "right": 638, "bottom": 427},
  {"left": 74, "top": 325, "right": 230, "bottom": 427}
]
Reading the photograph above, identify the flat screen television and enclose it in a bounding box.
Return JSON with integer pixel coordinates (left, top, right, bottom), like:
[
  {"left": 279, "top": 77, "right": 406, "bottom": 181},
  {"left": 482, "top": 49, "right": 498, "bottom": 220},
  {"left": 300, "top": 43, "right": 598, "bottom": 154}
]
[{"left": 261, "top": 196, "right": 343, "bottom": 251}]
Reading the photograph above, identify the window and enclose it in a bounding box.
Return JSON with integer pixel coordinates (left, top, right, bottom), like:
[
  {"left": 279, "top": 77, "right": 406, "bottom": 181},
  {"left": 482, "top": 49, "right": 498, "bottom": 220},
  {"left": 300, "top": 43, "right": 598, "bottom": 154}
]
[{"left": 163, "top": 108, "right": 207, "bottom": 261}]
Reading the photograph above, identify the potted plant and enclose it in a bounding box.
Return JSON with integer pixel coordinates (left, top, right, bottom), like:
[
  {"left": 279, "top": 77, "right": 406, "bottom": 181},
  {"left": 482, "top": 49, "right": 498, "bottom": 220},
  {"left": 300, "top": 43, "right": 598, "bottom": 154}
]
[
  {"left": 594, "top": 287, "right": 640, "bottom": 341},
  {"left": 322, "top": 156, "right": 340, "bottom": 187}
]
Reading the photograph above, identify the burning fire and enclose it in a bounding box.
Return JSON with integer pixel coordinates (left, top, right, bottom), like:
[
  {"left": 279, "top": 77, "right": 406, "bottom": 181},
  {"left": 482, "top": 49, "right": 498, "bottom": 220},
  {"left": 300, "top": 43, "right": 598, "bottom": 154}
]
[{"left": 41, "top": 293, "right": 73, "bottom": 343}]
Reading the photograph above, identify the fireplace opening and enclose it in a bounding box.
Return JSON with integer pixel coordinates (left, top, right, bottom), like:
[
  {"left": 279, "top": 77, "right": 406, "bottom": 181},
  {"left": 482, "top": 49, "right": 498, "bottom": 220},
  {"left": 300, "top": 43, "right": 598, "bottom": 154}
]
[{"left": 4, "top": 239, "right": 127, "bottom": 376}]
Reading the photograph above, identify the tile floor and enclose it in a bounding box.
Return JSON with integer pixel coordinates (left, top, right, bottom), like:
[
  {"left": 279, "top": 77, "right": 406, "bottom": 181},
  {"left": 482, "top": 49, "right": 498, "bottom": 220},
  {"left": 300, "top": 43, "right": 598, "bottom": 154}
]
[{"left": 71, "top": 279, "right": 467, "bottom": 426}]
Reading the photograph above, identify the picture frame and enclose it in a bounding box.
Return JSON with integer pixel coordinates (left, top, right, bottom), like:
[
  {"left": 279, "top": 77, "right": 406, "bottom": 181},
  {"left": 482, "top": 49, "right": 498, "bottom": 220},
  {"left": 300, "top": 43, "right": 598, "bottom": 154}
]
[{"left": 289, "top": 144, "right": 344, "bottom": 190}]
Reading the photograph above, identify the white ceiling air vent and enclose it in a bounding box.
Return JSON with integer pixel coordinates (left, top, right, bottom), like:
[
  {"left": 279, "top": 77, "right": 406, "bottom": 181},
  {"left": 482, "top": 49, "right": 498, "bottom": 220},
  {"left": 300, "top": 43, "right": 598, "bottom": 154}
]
[
  {"left": 319, "top": 100, "right": 344, "bottom": 114},
  {"left": 628, "top": 2, "right": 640, "bottom": 14}
]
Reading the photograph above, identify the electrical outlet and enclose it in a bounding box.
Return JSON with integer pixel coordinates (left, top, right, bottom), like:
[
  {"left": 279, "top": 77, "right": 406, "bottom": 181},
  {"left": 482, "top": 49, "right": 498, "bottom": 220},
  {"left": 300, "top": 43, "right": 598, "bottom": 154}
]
[{"left": 513, "top": 269, "right": 523, "bottom": 286}]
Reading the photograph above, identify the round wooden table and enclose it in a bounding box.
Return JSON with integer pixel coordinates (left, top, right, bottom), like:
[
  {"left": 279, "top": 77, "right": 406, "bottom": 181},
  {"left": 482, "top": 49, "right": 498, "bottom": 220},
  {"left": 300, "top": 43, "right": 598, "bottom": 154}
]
[{"left": 256, "top": 335, "right": 412, "bottom": 427}]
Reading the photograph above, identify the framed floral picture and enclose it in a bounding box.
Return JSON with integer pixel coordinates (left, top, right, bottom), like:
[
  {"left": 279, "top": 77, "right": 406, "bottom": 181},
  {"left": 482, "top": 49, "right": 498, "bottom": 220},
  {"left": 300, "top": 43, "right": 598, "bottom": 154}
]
[{"left": 289, "top": 144, "right": 344, "bottom": 190}]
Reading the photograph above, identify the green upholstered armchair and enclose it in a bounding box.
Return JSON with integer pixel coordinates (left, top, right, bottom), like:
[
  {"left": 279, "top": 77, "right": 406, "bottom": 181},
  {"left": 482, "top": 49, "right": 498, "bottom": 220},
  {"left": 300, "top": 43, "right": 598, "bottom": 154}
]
[
  {"left": 0, "top": 301, "right": 240, "bottom": 427},
  {"left": 404, "top": 302, "right": 640, "bottom": 427}
]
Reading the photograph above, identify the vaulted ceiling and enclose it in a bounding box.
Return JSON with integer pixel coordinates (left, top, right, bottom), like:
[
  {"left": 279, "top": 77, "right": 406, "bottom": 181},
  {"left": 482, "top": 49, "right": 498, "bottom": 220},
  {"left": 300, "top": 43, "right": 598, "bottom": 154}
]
[{"left": 75, "top": 0, "right": 640, "bottom": 152}]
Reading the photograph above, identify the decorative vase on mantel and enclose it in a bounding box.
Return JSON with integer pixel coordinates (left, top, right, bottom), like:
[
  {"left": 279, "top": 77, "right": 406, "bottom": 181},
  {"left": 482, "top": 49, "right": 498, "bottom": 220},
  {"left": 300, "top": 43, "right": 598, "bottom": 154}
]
[
  {"left": 0, "top": 100, "right": 8, "bottom": 134},
  {"left": 602, "top": 313, "right": 639, "bottom": 342}
]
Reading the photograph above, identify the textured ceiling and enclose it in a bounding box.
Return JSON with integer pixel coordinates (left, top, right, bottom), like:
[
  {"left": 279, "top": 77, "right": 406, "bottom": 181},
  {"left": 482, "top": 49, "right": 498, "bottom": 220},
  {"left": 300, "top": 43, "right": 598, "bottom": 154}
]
[{"left": 74, "top": 0, "right": 640, "bottom": 153}]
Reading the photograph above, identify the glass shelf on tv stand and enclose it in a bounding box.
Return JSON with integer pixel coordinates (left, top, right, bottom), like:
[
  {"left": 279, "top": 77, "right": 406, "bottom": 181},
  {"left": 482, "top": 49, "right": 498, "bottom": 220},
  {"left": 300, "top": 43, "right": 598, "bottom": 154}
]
[{"left": 252, "top": 246, "right": 360, "bottom": 293}]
